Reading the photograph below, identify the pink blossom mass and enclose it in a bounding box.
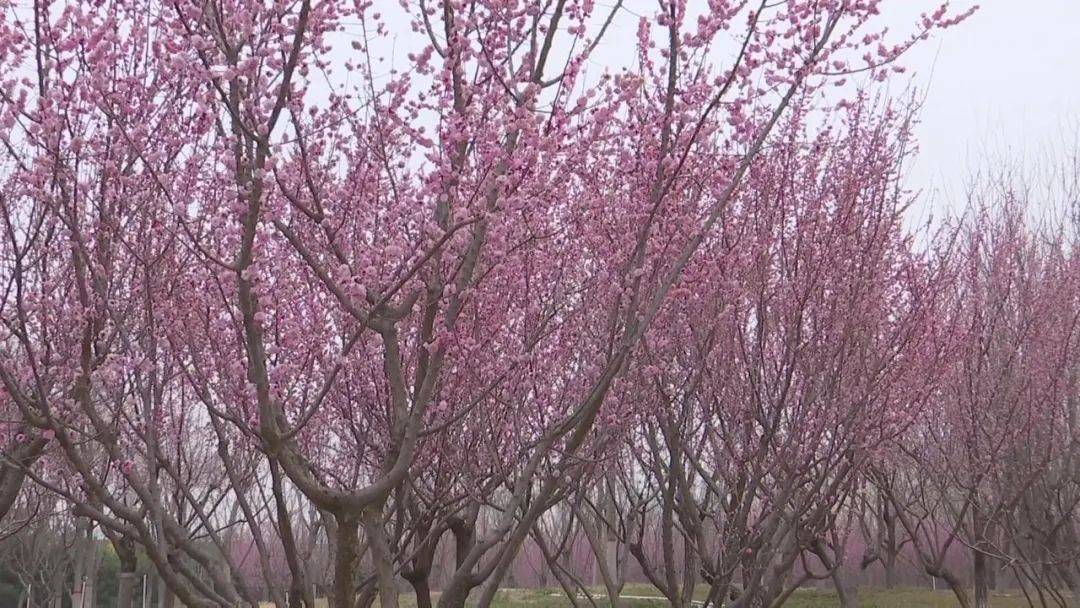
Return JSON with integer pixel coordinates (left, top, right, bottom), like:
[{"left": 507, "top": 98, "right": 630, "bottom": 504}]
[{"left": 0, "top": 2, "right": 1077, "bottom": 608}]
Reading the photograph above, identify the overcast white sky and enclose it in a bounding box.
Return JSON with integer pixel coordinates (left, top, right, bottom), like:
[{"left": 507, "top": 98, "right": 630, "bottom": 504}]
[{"left": 885, "top": 0, "right": 1080, "bottom": 214}]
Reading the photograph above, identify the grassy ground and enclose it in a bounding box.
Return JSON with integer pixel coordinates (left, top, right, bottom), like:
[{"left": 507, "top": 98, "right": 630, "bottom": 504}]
[
  {"left": 757, "top": 587, "right": 1032, "bottom": 608},
  {"left": 270, "top": 585, "right": 1041, "bottom": 607}
]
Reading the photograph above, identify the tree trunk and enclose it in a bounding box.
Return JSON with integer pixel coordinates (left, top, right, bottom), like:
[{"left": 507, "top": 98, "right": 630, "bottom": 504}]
[
  {"left": 972, "top": 547, "right": 990, "bottom": 608},
  {"left": 833, "top": 571, "right": 859, "bottom": 608},
  {"left": 409, "top": 578, "right": 432, "bottom": 608},
  {"left": 604, "top": 484, "right": 621, "bottom": 601},
  {"left": 0, "top": 438, "right": 45, "bottom": 520},
  {"left": 883, "top": 551, "right": 897, "bottom": 590},
  {"left": 331, "top": 516, "right": 360, "bottom": 608},
  {"left": 578, "top": 483, "right": 625, "bottom": 608},
  {"left": 986, "top": 521, "right": 999, "bottom": 591},
  {"left": 362, "top": 507, "right": 398, "bottom": 608},
  {"left": 156, "top": 572, "right": 174, "bottom": 608},
  {"left": 881, "top": 497, "right": 898, "bottom": 590},
  {"left": 436, "top": 583, "right": 473, "bottom": 608},
  {"left": 71, "top": 519, "right": 100, "bottom": 608},
  {"left": 355, "top": 584, "right": 379, "bottom": 608},
  {"left": 930, "top": 566, "right": 973, "bottom": 608},
  {"left": 436, "top": 514, "right": 481, "bottom": 608},
  {"left": 811, "top": 540, "right": 858, "bottom": 608},
  {"left": 402, "top": 526, "right": 438, "bottom": 608},
  {"left": 117, "top": 572, "right": 137, "bottom": 608},
  {"left": 115, "top": 537, "right": 138, "bottom": 608},
  {"left": 287, "top": 581, "right": 304, "bottom": 608},
  {"left": 404, "top": 567, "right": 435, "bottom": 608},
  {"left": 271, "top": 461, "right": 315, "bottom": 608},
  {"left": 972, "top": 506, "right": 991, "bottom": 608}
]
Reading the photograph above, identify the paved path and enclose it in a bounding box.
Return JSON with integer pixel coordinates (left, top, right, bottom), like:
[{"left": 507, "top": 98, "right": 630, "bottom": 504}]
[{"left": 572, "top": 592, "right": 707, "bottom": 606}]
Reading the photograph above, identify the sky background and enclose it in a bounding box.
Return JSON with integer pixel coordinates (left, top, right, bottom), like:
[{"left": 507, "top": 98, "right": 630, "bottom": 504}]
[{"left": 888, "top": 0, "right": 1080, "bottom": 216}]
